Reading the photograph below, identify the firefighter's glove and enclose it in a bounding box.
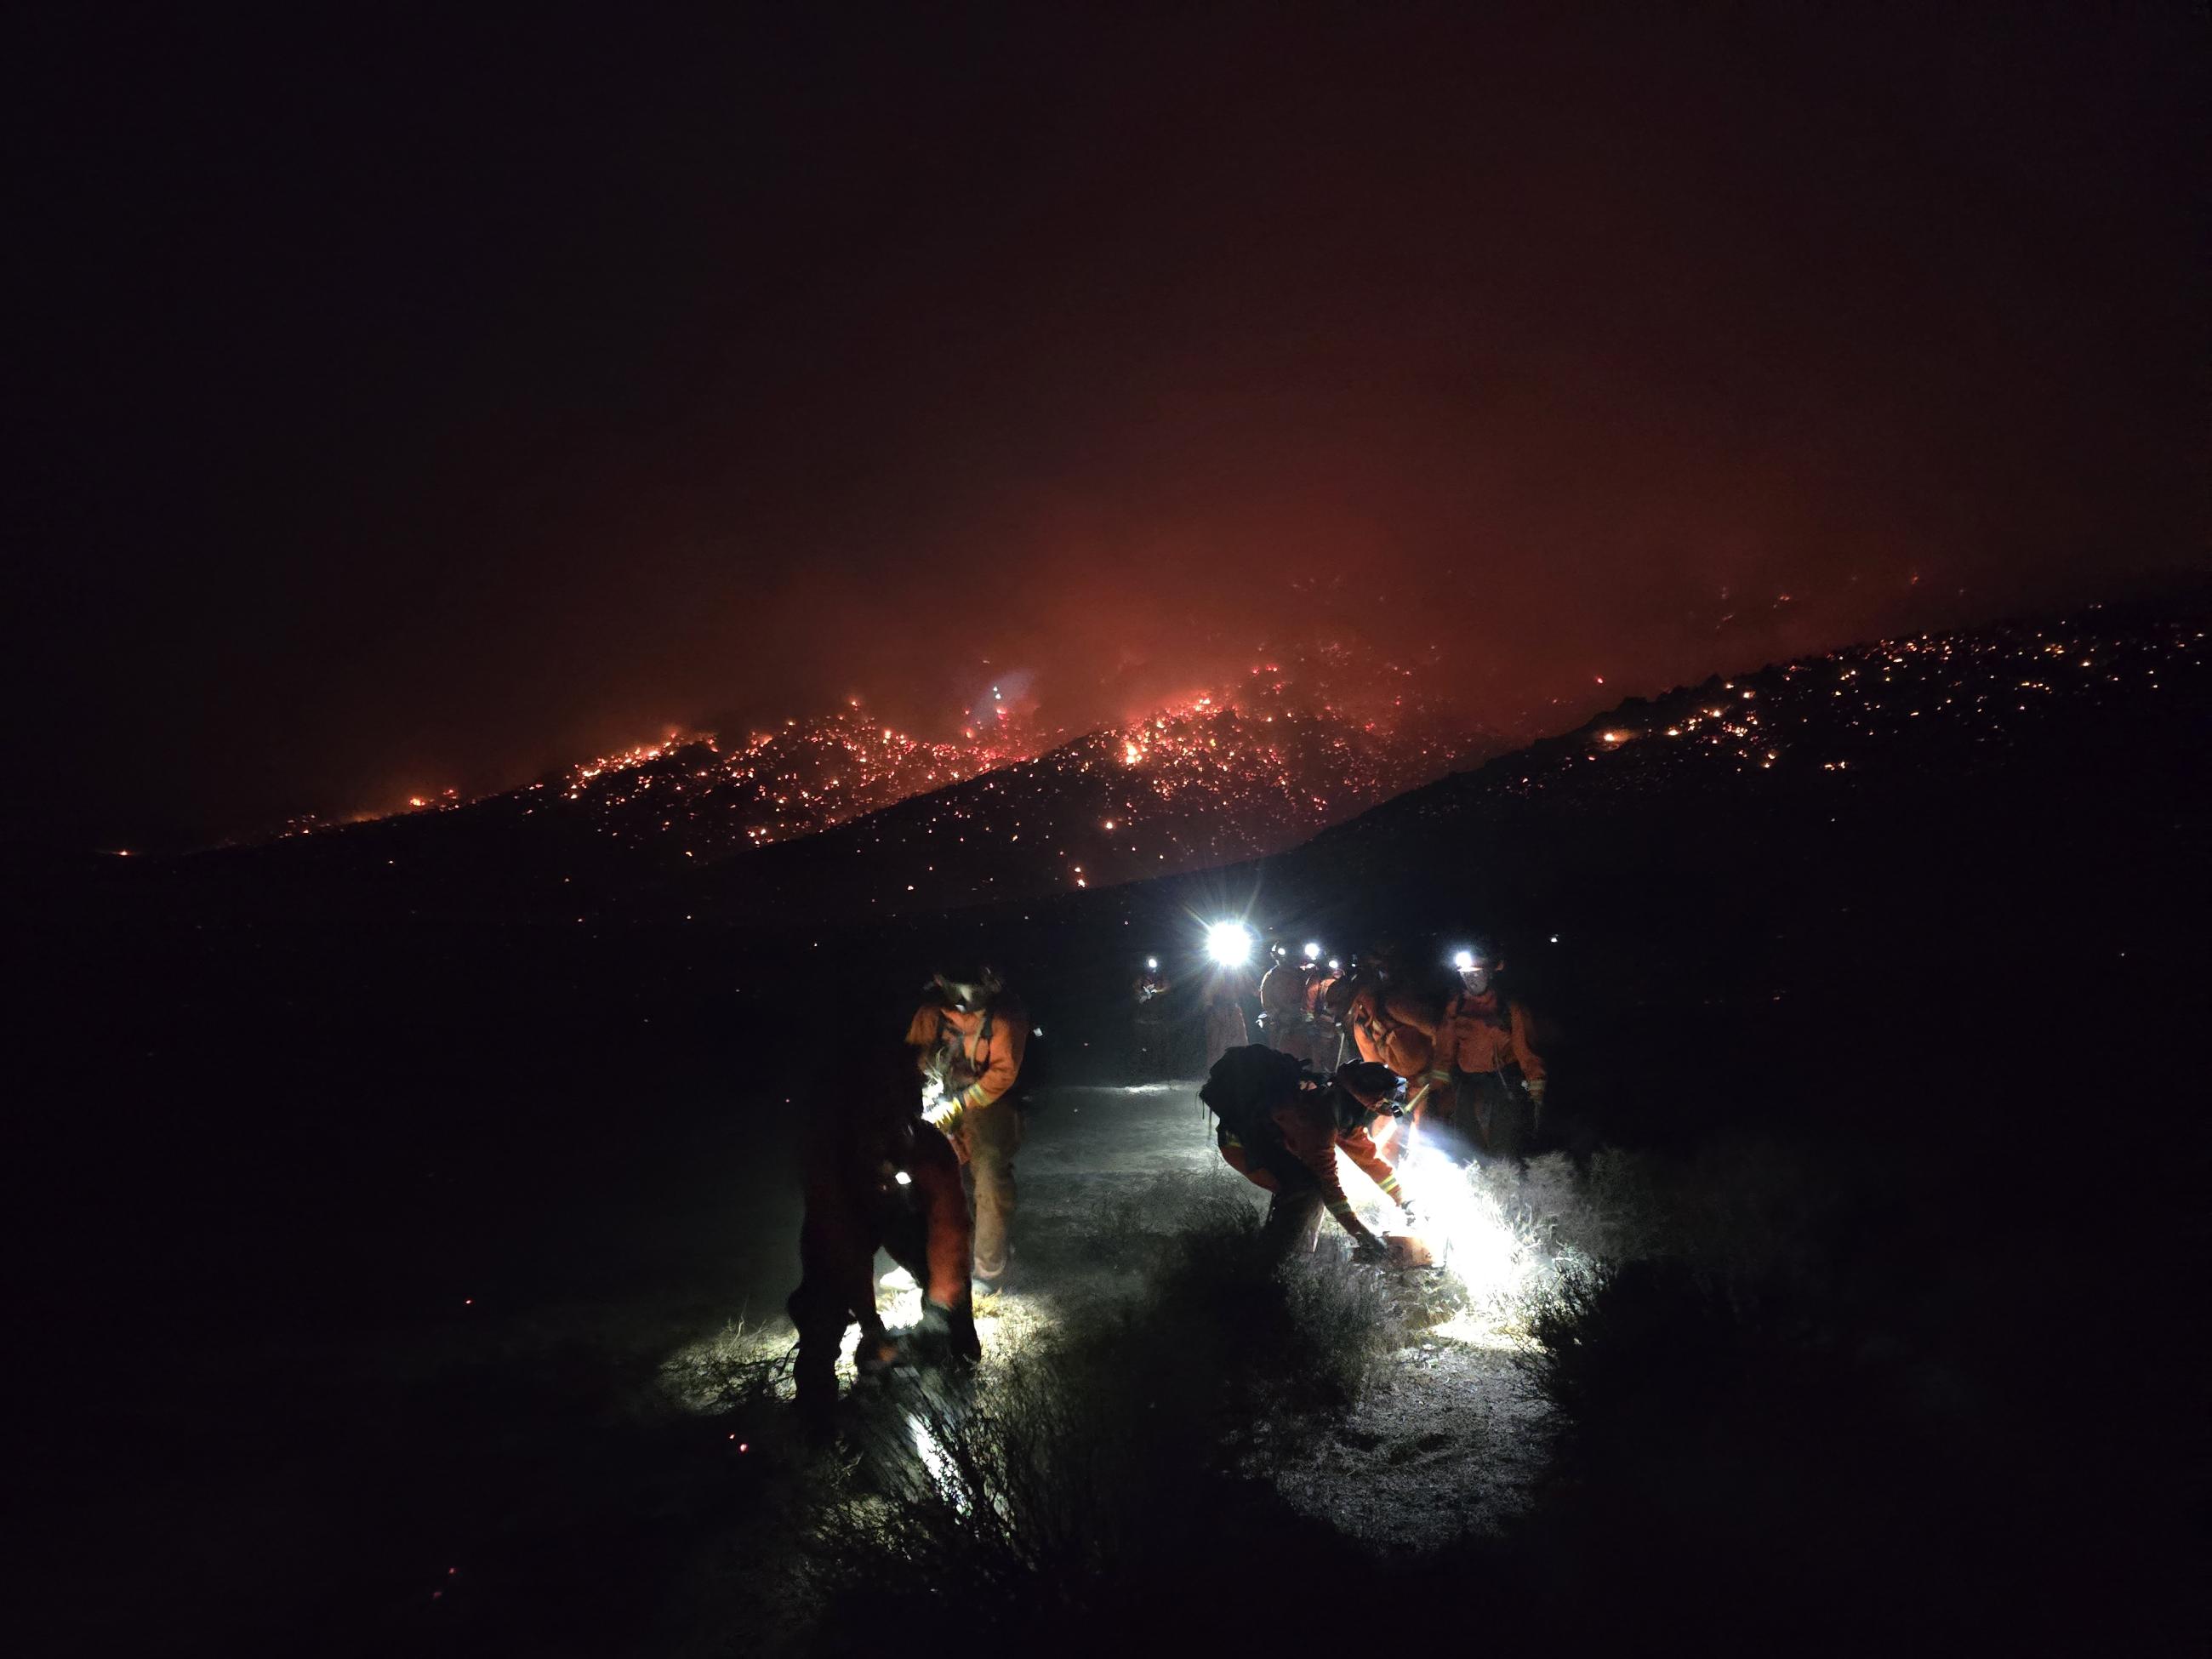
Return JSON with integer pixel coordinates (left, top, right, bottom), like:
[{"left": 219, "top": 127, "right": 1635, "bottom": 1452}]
[
  {"left": 1350, "top": 1233, "right": 1391, "bottom": 1265},
  {"left": 923, "top": 1096, "right": 963, "bottom": 1132},
  {"left": 1525, "top": 1078, "right": 1548, "bottom": 1105}
]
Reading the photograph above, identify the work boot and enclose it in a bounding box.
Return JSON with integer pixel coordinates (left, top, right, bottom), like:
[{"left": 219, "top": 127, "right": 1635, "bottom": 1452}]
[
  {"left": 970, "top": 1244, "right": 1015, "bottom": 1303},
  {"left": 854, "top": 1328, "right": 902, "bottom": 1377},
  {"left": 918, "top": 1297, "right": 983, "bottom": 1364}
]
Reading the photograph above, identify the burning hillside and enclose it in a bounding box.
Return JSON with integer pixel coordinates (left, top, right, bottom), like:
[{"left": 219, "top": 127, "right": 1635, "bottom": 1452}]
[
  {"left": 539, "top": 643, "right": 1492, "bottom": 868},
  {"left": 675, "top": 650, "right": 1502, "bottom": 921},
  {"left": 527, "top": 709, "right": 1038, "bottom": 859},
  {"left": 1331, "top": 609, "right": 2203, "bottom": 830},
  {"left": 221, "top": 605, "right": 2203, "bottom": 933},
  {"left": 267, "top": 641, "right": 1501, "bottom": 898},
  {"left": 714, "top": 604, "right": 2207, "bottom": 928}
]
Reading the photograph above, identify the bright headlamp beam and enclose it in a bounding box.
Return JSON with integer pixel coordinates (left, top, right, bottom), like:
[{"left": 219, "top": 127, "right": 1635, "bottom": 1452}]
[
  {"left": 1303, "top": 941, "right": 1322, "bottom": 961},
  {"left": 1452, "top": 949, "right": 1477, "bottom": 972},
  {"left": 1206, "top": 921, "right": 1254, "bottom": 966}
]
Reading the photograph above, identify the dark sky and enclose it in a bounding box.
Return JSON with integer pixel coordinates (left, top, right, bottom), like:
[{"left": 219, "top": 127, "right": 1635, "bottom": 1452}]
[{"left": 10, "top": 3, "right": 2203, "bottom": 848}]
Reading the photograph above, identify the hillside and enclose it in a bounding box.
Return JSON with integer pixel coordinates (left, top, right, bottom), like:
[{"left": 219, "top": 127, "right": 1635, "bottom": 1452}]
[
  {"left": 695, "top": 603, "right": 2206, "bottom": 938},
  {"left": 186, "top": 641, "right": 1499, "bottom": 921}
]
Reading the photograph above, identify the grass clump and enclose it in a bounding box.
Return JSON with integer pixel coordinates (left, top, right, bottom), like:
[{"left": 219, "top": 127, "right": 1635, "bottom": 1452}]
[{"left": 751, "top": 1181, "right": 1401, "bottom": 1650}]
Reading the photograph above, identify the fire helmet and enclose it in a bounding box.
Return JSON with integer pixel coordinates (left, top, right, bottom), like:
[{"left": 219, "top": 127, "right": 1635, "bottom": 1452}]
[
  {"left": 1332, "top": 1060, "right": 1397, "bottom": 1113},
  {"left": 930, "top": 961, "right": 1004, "bottom": 1012}
]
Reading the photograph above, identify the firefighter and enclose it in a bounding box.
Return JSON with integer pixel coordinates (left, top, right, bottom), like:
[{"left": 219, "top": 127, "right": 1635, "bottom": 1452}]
[
  {"left": 1415, "top": 939, "right": 1548, "bottom": 1161},
  {"left": 1132, "top": 955, "right": 1172, "bottom": 1080},
  {"left": 1201, "top": 967, "right": 1249, "bottom": 1070},
  {"left": 1205, "top": 1049, "right": 1413, "bottom": 1257},
  {"left": 906, "top": 963, "right": 1028, "bottom": 1293},
  {"left": 1306, "top": 957, "right": 1348, "bottom": 1069},
  {"left": 1344, "top": 950, "right": 1445, "bottom": 1113},
  {"left": 1311, "top": 966, "right": 1399, "bottom": 1161},
  {"left": 1257, "top": 942, "right": 1312, "bottom": 1059},
  {"left": 790, "top": 1039, "right": 978, "bottom": 1434}
]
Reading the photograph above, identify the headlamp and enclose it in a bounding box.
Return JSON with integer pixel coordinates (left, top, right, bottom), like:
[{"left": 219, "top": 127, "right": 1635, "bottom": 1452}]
[
  {"left": 1303, "top": 941, "right": 1322, "bottom": 961},
  {"left": 1206, "top": 921, "right": 1254, "bottom": 966}
]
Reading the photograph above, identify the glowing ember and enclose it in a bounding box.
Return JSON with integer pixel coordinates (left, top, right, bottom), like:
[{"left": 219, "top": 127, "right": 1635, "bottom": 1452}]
[
  {"left": 306, "top": 641, "right": 1502, "bottom": 878},
  {"left": 269, "top": 618, "right": 2196, "bottom": 919}
]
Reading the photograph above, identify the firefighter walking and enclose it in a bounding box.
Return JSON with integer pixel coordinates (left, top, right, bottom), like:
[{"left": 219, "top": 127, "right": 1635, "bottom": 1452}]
[
  {"left": 1414, "top": 940, "right": 1548, "bottom": 1161},
  {"left": 1257, "top": 942, "right": 1312, "bottom": 1060},
  {"left": 1201, "top": 971, "right": 1249, "bottom": 1072},
  {"left": 907, "top": 963, "right": 1029, "bottom": 1293}
]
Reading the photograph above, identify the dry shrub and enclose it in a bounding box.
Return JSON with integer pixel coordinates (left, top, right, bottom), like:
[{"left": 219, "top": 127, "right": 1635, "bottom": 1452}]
[{"left": 784, "top": 1183, "right": 1400, "bottom": 1650}]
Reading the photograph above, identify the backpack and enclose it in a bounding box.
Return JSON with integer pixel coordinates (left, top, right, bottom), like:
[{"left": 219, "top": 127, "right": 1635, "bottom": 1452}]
[
  {"left": 1200, "top": 1044, "right": 1310, "bottom": 1141},
  {"left": 925, "top": 995, "right": 1038, "bottom": 1109}
]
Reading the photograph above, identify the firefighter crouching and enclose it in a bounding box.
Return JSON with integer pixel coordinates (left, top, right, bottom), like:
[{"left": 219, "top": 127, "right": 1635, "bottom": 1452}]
[
  {"left": 790, "top": 1040, "right": 979, "bottom": 1433},
  {"left": 907, "top": 963, "right": 1028, "bottom": 1293},
  {"left": 1204, "top": 1048, "right": 1414, "bottom": 1257},
  {"left": 1413, "top": 941, "right": 1548, "bottom": 1162}
]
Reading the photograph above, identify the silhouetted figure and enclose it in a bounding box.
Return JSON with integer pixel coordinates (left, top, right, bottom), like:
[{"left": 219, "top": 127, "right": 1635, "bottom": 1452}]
[{"left": 790, "top": 1040, "right": 978, "bottom": 1433}]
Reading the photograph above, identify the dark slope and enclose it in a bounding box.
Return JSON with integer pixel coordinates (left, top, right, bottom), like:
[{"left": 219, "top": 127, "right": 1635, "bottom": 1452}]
[{"left": 1290, "top": 604, "right": 2207, "bottom": 964}]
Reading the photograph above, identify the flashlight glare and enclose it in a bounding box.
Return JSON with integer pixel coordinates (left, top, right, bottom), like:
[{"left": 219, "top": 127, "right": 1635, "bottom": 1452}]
[
  {"left": 1452, "top": 949, "right": 1477, "bottom": 972},
  {"left": 1398, "top": 1145, "right": 1539, "bottom": 1316},
  {"left": 1206, "top": 921, "right": 1254, "bottom": 966},
  {"left": 1303, "top": 941, "right": 1322, "bottom": 961},
  {"left": 893, "top": 1171, "right": 912, "bottom": 1186}
]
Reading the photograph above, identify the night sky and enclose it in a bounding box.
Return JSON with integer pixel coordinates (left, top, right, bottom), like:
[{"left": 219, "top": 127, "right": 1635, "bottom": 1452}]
[{"left": 12, "top": 3, "right": 2202, "bottom": 850}]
